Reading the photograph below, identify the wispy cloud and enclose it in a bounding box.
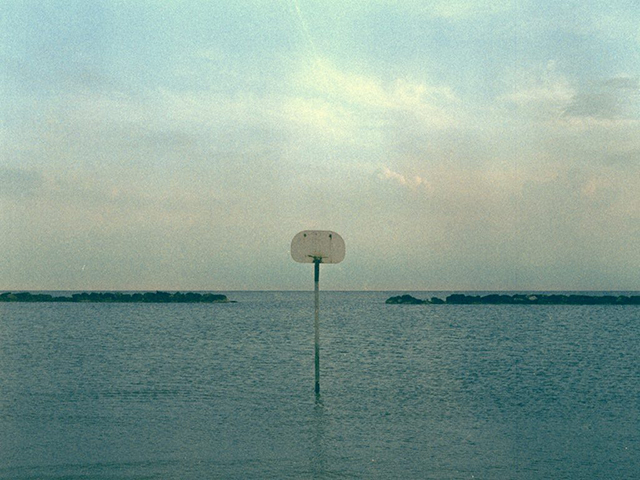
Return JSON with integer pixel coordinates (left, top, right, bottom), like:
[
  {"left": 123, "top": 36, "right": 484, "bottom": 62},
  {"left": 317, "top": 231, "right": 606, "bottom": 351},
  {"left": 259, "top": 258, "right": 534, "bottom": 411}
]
[
  {"left": 312, "top": 0, "right": 517, "bottom": 19},
  {"left": 500, "top": 61, "right": 575, "bottom": 120},
  {"left": 377, "top": 166, "right": 430, "bottom": 190},
  {"left": 294, "top": 59, "right": 458, "bottom": 126},
  {"left": 428, "top": 0, "right": 516, "bottom": 18}
]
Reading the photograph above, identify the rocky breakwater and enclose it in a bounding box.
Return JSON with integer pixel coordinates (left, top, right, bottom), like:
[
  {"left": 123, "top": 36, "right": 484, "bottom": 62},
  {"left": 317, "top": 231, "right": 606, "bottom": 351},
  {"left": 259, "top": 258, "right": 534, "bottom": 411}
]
[
  {"left": 0, "top": 291, "right": 234, "bottom": 303},
  {"left": 386, "top": 293, "right": 640, "bottom": 305}
]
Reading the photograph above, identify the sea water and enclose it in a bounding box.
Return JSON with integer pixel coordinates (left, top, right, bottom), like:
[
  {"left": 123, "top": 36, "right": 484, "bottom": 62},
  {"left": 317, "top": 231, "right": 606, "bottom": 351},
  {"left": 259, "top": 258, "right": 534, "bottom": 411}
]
[{"left": 0, "top": 291, "right": 638, "bottom": 479}]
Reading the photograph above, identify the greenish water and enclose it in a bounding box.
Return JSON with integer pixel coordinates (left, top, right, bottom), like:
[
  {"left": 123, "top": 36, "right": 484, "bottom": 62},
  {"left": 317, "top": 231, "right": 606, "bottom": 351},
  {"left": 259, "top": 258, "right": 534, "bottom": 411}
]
[{"left": 1, "top": 291, "right": 638, "bottom": 479}]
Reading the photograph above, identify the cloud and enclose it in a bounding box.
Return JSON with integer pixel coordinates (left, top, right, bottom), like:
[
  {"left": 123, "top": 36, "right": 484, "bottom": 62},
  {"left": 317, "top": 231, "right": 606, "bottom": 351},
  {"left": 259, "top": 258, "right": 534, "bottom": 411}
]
[
  {"left": 0, "top": 167, "right": 43, "bottom": 199},
  {"left": 500, "top": 61, "right": 575, "bottom": 120},
  {"left": 282, "top": 96, "right": 357, "bottom": 141},
  {"left": 604, "top": 76, "right": 640, "bottom": 90},
  {"left": 311, "top": 0, "right": 516, "bottom": 19},
  {"left": 428, "top": 0, "right": 515, "bottom": 18},
  {"left": 377, "top": 166, "right": 430, "bottom": 190},
  {"left": 563, "top": 76, "right": 640, "bottom": 120},
  {"left": 563, "top": 92, "right": 619, "bottom": 119},
  {"left": 294, "top": 59, "right": 458, "bottom": 127},
  {"left": 498, "top": 68, "right": 640, "bottom": 172}
]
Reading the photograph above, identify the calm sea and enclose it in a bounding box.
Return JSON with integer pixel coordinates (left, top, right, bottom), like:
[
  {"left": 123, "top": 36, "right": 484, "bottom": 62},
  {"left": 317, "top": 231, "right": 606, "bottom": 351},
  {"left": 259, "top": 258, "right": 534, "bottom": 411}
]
[{"left": 1, "top": 291, "right": 638, "bottom": 479}]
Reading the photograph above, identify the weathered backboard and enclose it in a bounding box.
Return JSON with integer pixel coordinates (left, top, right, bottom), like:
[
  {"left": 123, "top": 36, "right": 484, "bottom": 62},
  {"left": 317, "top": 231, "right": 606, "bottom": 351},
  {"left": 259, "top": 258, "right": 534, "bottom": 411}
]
[{"left": 291, "top": 230, "right": 345, "bottom": 264}]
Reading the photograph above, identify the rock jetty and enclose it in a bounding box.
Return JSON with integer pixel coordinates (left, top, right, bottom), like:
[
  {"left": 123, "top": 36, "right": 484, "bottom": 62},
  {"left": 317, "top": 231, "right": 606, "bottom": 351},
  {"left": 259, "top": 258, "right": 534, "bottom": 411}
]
[
  {"left": 0, "top": 291, "right": 232, "bottom": 303},
  {"left": 386, "top": 293, "right": 640, "bottom": 305}
]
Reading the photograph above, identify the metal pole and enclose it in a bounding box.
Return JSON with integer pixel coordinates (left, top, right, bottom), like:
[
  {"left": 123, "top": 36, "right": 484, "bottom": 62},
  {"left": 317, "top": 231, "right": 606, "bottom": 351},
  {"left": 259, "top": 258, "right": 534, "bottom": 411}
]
[{"left": 314, "top": 259, "right": 320, "bottom": 395}]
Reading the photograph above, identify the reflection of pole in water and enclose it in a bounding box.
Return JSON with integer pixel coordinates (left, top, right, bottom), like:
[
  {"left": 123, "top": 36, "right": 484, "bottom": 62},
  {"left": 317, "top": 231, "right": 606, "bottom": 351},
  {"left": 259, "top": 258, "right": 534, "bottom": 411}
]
[
  {"left": 310, "top": 396, "right": 327, "bottom": 478},
  {"left": 291, "top": 231, "right": 345, "bottom": 396}
]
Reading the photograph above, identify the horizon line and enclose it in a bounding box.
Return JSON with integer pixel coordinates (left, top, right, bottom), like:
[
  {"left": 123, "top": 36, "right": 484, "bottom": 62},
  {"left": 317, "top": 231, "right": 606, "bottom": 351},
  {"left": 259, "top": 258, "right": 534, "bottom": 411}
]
[{"left": 3, "top": 289, "right": 640, "bottom": 293}]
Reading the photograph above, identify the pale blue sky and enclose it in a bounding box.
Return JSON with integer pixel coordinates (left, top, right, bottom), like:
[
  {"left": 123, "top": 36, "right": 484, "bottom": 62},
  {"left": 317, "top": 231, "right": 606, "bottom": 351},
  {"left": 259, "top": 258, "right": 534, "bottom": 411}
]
[{"left": 1, "top": 0, "right": 639, "bottom": 290}]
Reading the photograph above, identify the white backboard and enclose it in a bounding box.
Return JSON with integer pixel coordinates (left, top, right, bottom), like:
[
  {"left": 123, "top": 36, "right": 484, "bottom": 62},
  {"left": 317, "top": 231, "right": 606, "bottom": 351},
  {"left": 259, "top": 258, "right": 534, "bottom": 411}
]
[{"left": 291, "top": 230, "right": 345, "bottom": 264}]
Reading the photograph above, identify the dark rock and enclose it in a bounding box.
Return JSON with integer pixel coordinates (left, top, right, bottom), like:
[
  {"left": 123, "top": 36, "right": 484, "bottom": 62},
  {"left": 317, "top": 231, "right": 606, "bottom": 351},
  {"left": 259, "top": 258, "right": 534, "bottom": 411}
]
[
  {"left": 385, "top": 295, "right": 427, "bottom": 305},
  {"left": 445, "top": 294, "right": 480, "bottom": 304}
]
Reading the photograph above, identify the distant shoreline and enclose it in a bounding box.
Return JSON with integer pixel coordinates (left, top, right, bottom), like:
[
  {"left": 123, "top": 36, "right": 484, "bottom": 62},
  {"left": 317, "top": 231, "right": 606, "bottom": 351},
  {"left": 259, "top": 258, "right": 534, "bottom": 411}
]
[
  {"left": 386, "top": 293, "right": 640, "bottom": 305},
  {"left": 0, "top": 291, "right": 233, "bottom": 303}
]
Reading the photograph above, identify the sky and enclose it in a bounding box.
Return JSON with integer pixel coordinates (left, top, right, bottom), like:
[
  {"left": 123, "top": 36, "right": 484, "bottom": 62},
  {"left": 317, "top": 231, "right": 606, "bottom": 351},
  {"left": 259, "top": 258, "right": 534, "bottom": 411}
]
[{"left": 1, "top": 0, "right": 639, "bottom": 291}]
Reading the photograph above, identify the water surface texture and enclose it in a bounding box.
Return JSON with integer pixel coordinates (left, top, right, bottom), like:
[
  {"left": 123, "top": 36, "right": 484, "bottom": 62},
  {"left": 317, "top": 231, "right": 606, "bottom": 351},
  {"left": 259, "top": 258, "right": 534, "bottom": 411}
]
[{"left": 1, "top": 291, "right": 638, "bottom": 479}]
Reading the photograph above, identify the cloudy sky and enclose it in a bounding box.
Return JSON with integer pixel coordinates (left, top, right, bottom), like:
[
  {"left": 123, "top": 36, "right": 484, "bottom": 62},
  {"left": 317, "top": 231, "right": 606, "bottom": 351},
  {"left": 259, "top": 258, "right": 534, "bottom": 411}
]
[{"left": 1, "top": 0, "right": 639, "bottom": 291}]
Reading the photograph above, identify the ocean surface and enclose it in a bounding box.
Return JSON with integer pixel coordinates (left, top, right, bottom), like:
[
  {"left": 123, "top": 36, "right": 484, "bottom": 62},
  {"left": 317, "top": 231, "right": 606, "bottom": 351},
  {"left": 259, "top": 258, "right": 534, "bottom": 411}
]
[{"left": 1, "top": 291, "right": 638, "bottom": 479}]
